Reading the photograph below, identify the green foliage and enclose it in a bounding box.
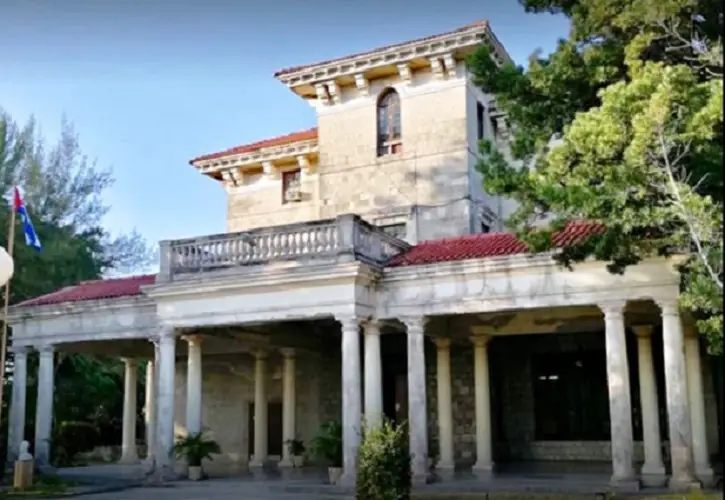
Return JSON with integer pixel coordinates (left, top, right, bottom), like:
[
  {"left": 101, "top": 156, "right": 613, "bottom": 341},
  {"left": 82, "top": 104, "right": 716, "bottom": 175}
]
[
  {"left": 284, "top": 437, "right": 305, "bottom": 456},
  {"left": 311, "top": 420, "right": 343, "bottom": 467},
  {"left": 50, "top": 420, "right": 100, "bottom": 466},
  {"left": 172, "top": 431, "right": 221, "bottom": 467},
  {"left": 469, "top": 0, "right": 724, "bottom": 352},
  {"left": 356, "top": 420, "right": 411, "bottom": 500}
]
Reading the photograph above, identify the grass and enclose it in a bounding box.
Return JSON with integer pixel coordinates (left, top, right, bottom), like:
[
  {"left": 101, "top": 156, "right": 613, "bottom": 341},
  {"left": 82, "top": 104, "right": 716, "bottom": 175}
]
[
  {"left": 413, "top": 494, "right": 722, "bottom": 500},
  {"left": 0, "top": 475, "right": 78, "bottom": 498}
]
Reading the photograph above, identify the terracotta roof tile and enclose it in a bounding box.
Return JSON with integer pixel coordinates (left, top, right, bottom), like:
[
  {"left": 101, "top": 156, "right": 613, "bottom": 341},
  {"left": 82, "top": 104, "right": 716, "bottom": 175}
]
[
  {"left": 387, "top": 221, "right": 605, "bottom": 267},
  {"left": 274, "top": 21, "right": 490, "bottom": 77},
  {"left": 14, "top": 274, "right": 156, "bottom": 308},
  {"left": 190, "top": 127, "right": 318, "bottom": 164}
]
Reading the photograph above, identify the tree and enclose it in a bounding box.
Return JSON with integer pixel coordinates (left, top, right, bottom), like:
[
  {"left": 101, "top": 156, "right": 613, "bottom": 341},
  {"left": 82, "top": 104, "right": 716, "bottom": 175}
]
[
  {"left": 469, "top": 0, "right": 724, "bottom": 352},
  {"left": 0, "top": 108, "right": 155, "bottom": 457}
]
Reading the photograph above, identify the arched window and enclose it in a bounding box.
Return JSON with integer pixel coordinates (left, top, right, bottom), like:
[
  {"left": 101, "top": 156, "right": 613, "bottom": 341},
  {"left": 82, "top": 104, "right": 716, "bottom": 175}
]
[{"left": 377, "top": 88, "right": 402, "bottom": 156}]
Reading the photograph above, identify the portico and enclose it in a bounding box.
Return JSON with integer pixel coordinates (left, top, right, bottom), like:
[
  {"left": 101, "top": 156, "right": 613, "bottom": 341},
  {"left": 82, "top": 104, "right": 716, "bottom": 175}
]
[{"left": 4, "top": 216, "right": 720, "bottom": 491}]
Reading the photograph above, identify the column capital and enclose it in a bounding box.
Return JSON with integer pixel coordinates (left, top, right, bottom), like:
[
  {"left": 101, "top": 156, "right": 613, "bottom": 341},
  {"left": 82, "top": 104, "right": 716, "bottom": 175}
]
[
  {"left": 182, "top": 334, "right": 203, "bottom": 346},
  {"left": 598, "top": 300, "right": 627, "bottom": 316},
  {"left": 35, "top": 344, "right": 55, "bottom": 355},
  {"left": 150, "top": 325, "right": 176, "bottom": 344},
  {"left": 362, "top": 319, "right": 380, "bottom": 336},
  {"left": 656, "top": 298, "right": 679, "bottom": 316},
  {"left": 632, "top": 325, "right": 655, "bottom": 338},
  {"left": 9, "top": 345, "right": 28, "bottom": 355},
  {"left": 253, "top": 349, "right": 269, "bottom": 360},
  {"left": 121, "top": 357, "right": 138, "bottom": 367},
  {"left": 469, "top": 335, "right": 491, "bottom": 348},
  {"left": 336, "top": 315, "right": 364, "bottom": 332},
  {"left": 433, "top": 337, "right": 452, "bottom": 349},
  {"left": 400, "top": 316, "right": 429, "bottom": 334},
  {"left": 279, "top": 347, "right": 296, "bottom": 358}
]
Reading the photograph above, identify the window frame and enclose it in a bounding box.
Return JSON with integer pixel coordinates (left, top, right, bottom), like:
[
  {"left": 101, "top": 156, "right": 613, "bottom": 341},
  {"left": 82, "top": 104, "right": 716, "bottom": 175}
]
[
  {"left": 281, "top": 169, "right": 302, "bottom": 204},
  {"left": 377, "top": 88, "right": 402, "bottom": 157}
]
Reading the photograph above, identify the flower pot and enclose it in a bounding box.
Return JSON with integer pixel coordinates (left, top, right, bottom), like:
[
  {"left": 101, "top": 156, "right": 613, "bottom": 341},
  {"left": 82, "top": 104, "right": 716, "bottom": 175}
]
[
  {"left": 328, "top": 466, "right": 342, "bottom": 485},
  {"left": 188, "top": 465, "right": 203, "bottom": 481},
  {"left": 292, "top": 455, "right": 304, "bottom": 468}
]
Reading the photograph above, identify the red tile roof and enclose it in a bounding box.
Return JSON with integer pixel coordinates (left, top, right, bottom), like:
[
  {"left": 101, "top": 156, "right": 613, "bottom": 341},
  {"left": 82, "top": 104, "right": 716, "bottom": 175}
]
[
  {"left": 14, "top": 274, "right": 156, "bottom": 308},
  {"left": 387, "top": 221, "right": 605, "bottom": 267},
  {"left": 190, "top": 127, "right": 318, "bottom": 164},
  {"left": 274, "top": 21, "right": 490, "bottom": 77}
]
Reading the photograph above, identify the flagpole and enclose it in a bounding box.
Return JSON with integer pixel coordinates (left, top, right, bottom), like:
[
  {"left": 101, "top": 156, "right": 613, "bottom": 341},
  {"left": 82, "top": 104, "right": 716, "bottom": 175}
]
[{"left": 0, "top": 192, "right": 16, "bottom": 447}]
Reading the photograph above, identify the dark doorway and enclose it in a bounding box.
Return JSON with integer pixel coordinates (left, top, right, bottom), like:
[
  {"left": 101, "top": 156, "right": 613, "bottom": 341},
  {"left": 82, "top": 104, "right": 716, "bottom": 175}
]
[
  {"left": 382, "top": 333, "right": 408, "bottom": 426},
  {"left": 248, "top": 402, "right": 283, "bottom": 457}
]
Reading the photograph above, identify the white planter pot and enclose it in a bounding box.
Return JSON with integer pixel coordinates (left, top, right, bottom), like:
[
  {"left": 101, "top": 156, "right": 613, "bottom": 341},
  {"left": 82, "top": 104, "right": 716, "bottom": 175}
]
[
  {"left": 328, "top": 467, "right": 343, "bottom": 485},
  {"left": 292, "top": 455, "right": 304, "bottom": 468},
  {"left": 188, "top": 465, "right": 203, "bottom": 481}
]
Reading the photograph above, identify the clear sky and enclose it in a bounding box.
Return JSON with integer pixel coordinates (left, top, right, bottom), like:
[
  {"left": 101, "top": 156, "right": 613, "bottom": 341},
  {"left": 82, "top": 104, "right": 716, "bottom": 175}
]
[{"left": 0, "top": 0, "right": 569, "bottom": 246}]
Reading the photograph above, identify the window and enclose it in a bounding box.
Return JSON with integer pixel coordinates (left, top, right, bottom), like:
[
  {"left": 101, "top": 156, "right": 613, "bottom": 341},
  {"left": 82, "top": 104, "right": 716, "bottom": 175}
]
[
  {"left": 282, "top": 169, "right": 301, "bottom": 204},
  {"left": 532, "top": 350, "right": 610, "bottom": 440},
  {"left": 377, "top": 88, "right": 402, "bottom": 156},
  {"left": 476, "top": 102, "right": 485, "bottom": 141}
]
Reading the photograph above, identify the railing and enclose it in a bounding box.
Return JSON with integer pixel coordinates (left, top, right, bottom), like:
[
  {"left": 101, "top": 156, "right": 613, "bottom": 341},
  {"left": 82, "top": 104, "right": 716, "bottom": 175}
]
[{"left": 157, "top": 214, "right": 411, "bottom": 282}]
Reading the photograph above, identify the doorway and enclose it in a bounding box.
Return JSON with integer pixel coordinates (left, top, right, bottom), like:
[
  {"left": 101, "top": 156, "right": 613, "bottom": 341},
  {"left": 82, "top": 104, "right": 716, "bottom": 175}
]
[{"left": 248, "top": 401, "right": 283, "bottom": 457}]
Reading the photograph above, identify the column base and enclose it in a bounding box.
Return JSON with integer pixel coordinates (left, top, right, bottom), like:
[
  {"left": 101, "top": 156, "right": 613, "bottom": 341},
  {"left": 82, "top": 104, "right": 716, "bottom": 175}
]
[
  {"left": 278, "top": 458, "right": 294, "bottom": 468},
  {"left": 668, "top": 476, "right": 702, "bottom": 492},
  {"left": 609, "top": 473, "right": 640, "bottom": 492},
  {"left": 118, "top": 455, "right": 140, "bottom": 465},
  {"left": 695, "top": 465, "right": 715, "bottom": 488},
  {"left": 249, "top": 456, "right": 268, "bottom": 469},
  {"left": 640, "top": 463, "right": 667, "bottom": 487},
  {"left": 472, "top": 462, "right": 495, "bottom": 481},
  {"left": 435, "top": 462, "right": 455, "bottom": 481}
]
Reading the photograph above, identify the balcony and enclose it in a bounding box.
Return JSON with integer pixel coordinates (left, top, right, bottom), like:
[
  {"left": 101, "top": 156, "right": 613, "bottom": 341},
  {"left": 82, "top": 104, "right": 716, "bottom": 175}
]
[{"left": 157, "top": 214, "right": 411, "bottom": 282}]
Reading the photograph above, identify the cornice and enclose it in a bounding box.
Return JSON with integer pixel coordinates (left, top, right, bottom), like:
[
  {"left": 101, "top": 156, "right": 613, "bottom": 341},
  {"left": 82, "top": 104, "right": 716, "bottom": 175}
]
[
  {"left": 275, "top": 23, "right": 509, "bottom": 91},
  {"left": 193, "top": 139, "right": 319, "bottom": 174},
  {"left": 145, "top": 260, "right": 373, "bottom": 300},
  {"left": 7, "top": 295, "right": 155, "bottom": 323}
]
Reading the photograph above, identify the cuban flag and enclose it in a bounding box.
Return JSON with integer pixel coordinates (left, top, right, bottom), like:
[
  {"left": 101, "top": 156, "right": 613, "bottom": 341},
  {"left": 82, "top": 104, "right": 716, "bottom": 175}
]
[{"left": 13, "top": 187, "right": 41, "bottom": 251}]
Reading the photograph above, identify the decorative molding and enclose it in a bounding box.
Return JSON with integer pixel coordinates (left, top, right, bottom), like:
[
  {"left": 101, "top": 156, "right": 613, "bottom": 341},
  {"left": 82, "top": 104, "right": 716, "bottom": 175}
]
[
  {"left": 354, "top": 73, "right": 369, "bottom": 96},
  {"left": 195, "top": 140, "right": 318, "bottom": 177},
  {"left": 326, "top": 80, "right": 341, "bottom": 104},
  {"left": 442, "top": 53, "right": 457, "bottom": 78},
  {"left": 315, "top": 83, "right": 329, "bottom": 105},
  {"left": 396, "top": 63, "right": 412, "bottom": 85},
  {"left": 262, "top": 161, "right": 275, "bottom": 178},
  {"left": 275, "top": 23, "right": 510, "bottom": 90},
  {"left": 296, "top": 155, "right": 312, "bottom": 175},
  {"left": 429, "top": 56, "right": 444, "bottom": 79}
]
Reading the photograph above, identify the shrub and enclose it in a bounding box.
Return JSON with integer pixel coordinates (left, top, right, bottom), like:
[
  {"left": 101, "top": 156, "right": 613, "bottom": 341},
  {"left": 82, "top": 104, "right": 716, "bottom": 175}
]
[
  {"left": 311, "top": 420, "right": 343, "bottom": 467},
  {"left": 172, "top": 431, "right": 221, "bottom": 467},
  {"left": 50, "top": 421, "right": 100, "bottom": 466},
  {"left": 356, "top": 419, "right": 411, "bottom": 500}
]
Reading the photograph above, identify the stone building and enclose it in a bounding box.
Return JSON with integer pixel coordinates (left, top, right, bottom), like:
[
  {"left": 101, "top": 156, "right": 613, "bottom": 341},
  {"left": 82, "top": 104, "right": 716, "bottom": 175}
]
[{"left": 5, "top": 21, "right": 720, "bottom": 491}]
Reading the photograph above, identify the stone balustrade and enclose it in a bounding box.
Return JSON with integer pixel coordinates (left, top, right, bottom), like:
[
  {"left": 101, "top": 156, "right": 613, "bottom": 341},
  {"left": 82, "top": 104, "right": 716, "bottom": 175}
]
[{"left": 157, "top": 214, "right": 410, "bottom": 282}]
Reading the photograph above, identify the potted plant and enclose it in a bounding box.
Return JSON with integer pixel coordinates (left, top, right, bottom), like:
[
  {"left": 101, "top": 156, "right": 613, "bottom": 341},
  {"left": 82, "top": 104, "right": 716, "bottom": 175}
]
[
  {"left": 172, "top": 431, "right": 221, "bottom": 481},
  {"left": 284, "top": 438, "right": 306, "bottom": 468},
  {"left": 311, "top": 420, "right": 343, "bottom": 484}
]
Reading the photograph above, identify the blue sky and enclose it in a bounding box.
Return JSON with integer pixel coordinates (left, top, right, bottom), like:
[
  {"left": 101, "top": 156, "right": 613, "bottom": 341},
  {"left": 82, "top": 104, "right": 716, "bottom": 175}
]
[{"left": 0, "top": 0, "right": 569, "bottom": 246}]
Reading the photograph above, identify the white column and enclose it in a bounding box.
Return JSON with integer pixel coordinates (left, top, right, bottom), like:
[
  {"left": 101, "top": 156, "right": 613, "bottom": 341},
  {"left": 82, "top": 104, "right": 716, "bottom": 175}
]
[
  {"left": 34, "top": 344, "right": 55, "bottom": 467},
  {"left": 632, "top": 325, "right": 666, "bottom": 486},
  {"left": 599, "top": 301, "right": 635, "bottom": 484},
  {"left": 403, "top": 316, "right": 429, "bottom": 485},
  {"left": 433, "top": 338, "right": 454, "bottom": 471},
  {"left": 684, "top": 326, "right": 714, "bottom": 485},
  {"left": 279, "top": 348, "right": 297, "bottom": 467},
  {"left": 339, "top": 316, "right": 362, "bottom": 486},
  {"left": 7, "top": 345, "right": 28, "bottom": 464},
  {"left": 184, "top": 335, "right": 203, "bottom": 436},
  {"left": 363, "top": 321, "right": 383, "bottom": 429},
  {"left": 155, "top": 327, "right": 177, "bottom": 478},
  {"left": 471, "top": 335, "right": 494, "bottom": 476},
  {"left": 250, "top": 349, "right": 269, "bottom": 468},
  {"left": 144, "top": 356, "right": 157, "bottom": 462},
  {"left": 120, "top": 358, "right": 139, "bottom": 463},
  {"left": 658, "top": 299, "right": 698, "bottom": 489}
]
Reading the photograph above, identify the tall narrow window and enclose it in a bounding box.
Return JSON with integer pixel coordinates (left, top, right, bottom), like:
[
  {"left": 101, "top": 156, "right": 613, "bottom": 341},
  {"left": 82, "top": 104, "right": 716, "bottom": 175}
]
[
  {"left": 476, "top": 102, "right": 485, "bottom": 141},
  {"left": 377, "top": 88, "right": 402, "bottom": 156},
  {"left": 282, "top": 169, "right": 301, "bottom": 204}
]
